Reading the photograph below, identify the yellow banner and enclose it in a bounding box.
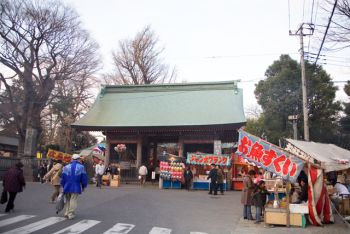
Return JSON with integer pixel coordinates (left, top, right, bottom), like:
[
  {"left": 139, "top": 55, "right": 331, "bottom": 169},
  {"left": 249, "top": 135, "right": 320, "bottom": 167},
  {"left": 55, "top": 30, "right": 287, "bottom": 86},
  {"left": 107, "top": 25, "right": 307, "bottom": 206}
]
[{"left": 46, "top": 149, "right": 72, "bottom": 163}]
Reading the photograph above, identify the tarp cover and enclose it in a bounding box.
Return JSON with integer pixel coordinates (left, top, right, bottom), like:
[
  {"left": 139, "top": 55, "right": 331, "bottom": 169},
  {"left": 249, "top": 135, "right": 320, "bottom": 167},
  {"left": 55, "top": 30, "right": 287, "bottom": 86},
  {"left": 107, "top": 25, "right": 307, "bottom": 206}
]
[{"left": 285, "top": 139, "right": 350, "bottom": 172}]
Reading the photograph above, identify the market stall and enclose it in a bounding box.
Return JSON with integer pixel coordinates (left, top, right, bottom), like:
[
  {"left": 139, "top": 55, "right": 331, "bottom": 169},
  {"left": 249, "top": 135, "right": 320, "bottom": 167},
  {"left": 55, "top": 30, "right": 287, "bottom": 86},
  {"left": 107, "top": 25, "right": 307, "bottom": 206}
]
[
  {"left": 186, "top": 152, "right": 231, "bottom": 190},
  {"left": 285, "top": 139, "right": 350, "bottom": 225},
  {"left": 159, "top": 154, "right": 184, "bottom": 189},
  {"left": 236, "top": 130, "right": 308, "bottom": 228},
  {"left": 231, "top": 153, "right": 258, "bottom": 190}
]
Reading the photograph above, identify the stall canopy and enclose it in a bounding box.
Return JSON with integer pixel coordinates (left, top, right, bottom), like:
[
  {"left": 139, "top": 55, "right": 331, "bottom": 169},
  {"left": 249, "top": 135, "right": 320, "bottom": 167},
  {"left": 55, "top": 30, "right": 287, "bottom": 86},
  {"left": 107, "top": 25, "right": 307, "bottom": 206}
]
[
  {"left": 285, "top": 139, "right": 350, "bottom": 172},
  {"left": 236, "top": 130, "right": 305, "bottom": 183}
]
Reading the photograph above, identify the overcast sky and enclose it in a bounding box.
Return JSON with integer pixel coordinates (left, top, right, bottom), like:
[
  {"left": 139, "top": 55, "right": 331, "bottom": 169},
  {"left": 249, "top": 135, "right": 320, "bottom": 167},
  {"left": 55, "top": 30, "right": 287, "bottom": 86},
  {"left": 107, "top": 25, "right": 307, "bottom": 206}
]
[{"left": 64, "top": 0, "right": 350, "bottom": 112}]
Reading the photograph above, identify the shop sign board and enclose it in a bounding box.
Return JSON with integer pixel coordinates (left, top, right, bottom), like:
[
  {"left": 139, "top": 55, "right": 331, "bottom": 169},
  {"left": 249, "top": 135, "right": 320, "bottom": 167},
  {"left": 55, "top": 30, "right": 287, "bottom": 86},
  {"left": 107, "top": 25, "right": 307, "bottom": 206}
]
[
  {"left": 186, "top": 153, "right": 231, "bottom": 166},
  {"left": 46, "top": 149, "right": 72, "bottom": 163},
  {"left": 236, "top": 130, "right": 304, "bottom": 183},
  {"left": 214, "top": 140, "right": 221, "bottom": 155}
]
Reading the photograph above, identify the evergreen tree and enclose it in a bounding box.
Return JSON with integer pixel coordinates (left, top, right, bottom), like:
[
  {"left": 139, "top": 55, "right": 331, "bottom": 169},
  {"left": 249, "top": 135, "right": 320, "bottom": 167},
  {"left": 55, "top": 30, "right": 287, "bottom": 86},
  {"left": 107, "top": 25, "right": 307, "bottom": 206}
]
[{"left": 255, "top": 55, "right": 341, "bottom": 144}]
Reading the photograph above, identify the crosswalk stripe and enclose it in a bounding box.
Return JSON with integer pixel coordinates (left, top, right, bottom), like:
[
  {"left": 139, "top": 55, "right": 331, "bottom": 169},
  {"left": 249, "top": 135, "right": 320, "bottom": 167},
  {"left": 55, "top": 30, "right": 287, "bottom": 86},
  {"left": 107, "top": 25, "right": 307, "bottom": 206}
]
[
  {"left": 190, "top": 232, "right": 209, "bottom": 234},
  {"left": 149, "top": 227, "right": 172, "bottom": 234},
  {"left": 2, "top": 216, "right": 65, "bottom": 234},
  {"left": 103, "top": 223, "right": 135, "bottom": 234},
  {"left": 0, "top": 215, "right": 36, "bottom": 228},
  {"left": 52, "top": 219, "right": 101, "bottom": 234},
  {"left": 0, "top": 214, "right": 8, "bottom": 217}
]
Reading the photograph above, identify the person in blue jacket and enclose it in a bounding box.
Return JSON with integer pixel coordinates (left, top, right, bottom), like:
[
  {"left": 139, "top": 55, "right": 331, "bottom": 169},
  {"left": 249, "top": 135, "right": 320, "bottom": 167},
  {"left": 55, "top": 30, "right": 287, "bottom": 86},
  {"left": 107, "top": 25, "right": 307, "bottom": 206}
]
[{"left": 60, "top": 154, "right": 87, "bottom": 220}]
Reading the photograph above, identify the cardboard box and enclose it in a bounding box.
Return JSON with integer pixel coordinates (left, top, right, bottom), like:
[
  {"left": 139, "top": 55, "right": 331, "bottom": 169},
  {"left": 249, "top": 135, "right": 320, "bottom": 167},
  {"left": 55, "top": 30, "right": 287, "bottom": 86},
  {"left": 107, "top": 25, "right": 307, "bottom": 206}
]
[
  {"left": 110, "top": 179, "right": 120, "bottom": 187},
  {"left": 265, "top": 208, "right": 306, "bottom": 228},
  {"left": 339, "top": 197, "right": 350, "bottom": 215}
]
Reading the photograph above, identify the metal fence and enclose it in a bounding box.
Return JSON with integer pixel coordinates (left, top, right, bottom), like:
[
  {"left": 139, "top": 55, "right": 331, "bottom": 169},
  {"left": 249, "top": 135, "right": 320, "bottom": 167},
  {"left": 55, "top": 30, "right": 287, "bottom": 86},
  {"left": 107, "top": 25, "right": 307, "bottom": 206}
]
[{"left": 119, "top": 168, "right": 139, "bottom": 184}]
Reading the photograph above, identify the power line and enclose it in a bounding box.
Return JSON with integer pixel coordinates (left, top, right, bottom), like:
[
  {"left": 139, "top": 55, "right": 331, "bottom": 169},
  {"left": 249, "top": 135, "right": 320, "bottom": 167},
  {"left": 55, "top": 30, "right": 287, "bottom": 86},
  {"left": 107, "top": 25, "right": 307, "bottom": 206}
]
[{"left": 314, "top": 0, "right": 338, "bottom": 65}]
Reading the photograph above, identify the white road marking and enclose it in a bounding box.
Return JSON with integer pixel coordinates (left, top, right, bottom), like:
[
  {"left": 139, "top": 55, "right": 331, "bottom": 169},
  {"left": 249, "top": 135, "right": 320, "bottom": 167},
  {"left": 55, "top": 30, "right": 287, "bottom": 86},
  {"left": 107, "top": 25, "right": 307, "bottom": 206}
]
[
  {"left": 149, "top": 227, "right": 172, "bottom": 234},
  {"left": 190, "top": 232, "right": 209, "bottom": 234},
  {"left": 0, "top": 215, "right": 35, "bottom": 228},
  {"left": 0, "top": 214, "right": 8, "bottom": 217},
  {"left": 103, "top": 223, "right": 135, "bottom": 234},
  {"left": 2, "top": 216, "right": 65, "bottom": 234},
  {"left": 52, "top": 219, "right": 101, "bottom": 234}
]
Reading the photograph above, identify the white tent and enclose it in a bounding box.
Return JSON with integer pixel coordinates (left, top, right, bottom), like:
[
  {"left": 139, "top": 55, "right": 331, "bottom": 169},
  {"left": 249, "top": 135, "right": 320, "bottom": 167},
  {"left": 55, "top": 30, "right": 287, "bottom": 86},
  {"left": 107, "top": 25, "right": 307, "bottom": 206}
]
[{"left": 285, "top": 139, "right": 350, "bottom": 172}]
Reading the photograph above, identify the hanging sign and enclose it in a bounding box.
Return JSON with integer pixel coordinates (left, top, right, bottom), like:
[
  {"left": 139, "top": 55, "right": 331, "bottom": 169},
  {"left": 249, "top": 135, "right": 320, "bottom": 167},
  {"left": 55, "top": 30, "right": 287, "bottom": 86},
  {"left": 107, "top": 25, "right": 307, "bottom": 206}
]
[
  {"left": 46, "top": 149, "right": 72, "bottom": 163},
  {"left": 236, "top": 130, "right": 304, "bottom": 183},
  {"left": 186, "top": 153, "right": 231, "bottom": 166}
]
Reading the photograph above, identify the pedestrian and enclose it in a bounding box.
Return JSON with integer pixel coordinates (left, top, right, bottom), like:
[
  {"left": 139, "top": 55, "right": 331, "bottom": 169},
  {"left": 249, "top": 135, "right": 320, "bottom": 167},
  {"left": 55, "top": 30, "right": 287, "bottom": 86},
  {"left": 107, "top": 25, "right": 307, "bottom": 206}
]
[
  {"left": 217, "top": 165, "right": 225, "bottom": 195},
  {"left": 38, "top": 163, "right": 47, "bottom": 183},
  {"left": 241, "top": 170, "right": 256, "bottom": 220},
  {"left": 138, "top": 164, "right": 148, "bottom": 186},
  {"left": 184, "top": 166, "right": 193, "bottom": 191},
  {"left": 60, "top": 154, "right": 88, "bottom": 220},
  {"left": 2, "top": 162, "right": 26, "bottom": 213},
  {"left": 251, "top": 180, "right": 268, "bottom": 224},
  {"left": 43, "top": 160, "right": 63, "bottom": 203},
  {"left": 95, "top": 160, "right": 105, "bottom": 188},
  {"left": 207, "top": 164, "right": 218, "bottom": 195}
]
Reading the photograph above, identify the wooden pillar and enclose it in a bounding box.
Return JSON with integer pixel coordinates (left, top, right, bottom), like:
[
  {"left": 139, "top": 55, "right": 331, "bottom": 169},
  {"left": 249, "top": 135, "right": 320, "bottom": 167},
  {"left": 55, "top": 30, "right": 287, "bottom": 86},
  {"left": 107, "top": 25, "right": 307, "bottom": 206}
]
[{"left": 136, "top": 137, "right": 142, "bottom": 168}]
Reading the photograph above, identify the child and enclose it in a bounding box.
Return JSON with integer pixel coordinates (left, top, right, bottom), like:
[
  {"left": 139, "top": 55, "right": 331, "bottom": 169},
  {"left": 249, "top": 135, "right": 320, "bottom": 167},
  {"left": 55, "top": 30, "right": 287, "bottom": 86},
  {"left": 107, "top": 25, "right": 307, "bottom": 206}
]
[{"left": 252, "top": 180, "right": 269, "bottom": 224}]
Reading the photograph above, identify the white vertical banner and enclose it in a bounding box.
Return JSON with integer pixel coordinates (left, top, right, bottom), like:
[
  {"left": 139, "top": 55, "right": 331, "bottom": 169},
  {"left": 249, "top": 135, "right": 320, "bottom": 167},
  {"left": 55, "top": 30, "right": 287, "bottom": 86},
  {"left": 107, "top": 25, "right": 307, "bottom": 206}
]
[{"left": 214, "top": 140, "right": 221, "bottom": 155}]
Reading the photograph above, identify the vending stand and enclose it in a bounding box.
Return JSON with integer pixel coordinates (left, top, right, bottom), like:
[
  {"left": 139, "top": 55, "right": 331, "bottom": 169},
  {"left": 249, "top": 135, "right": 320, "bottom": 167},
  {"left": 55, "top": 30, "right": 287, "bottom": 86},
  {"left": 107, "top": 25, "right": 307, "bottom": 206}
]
[
  {"left": 159, "top": 154, "right": 184, "bottom": 189},
  {"left": 231, "top": 153, "right": 259, "bottom": 190},
  {"left": 236, "top": 130, "right": 307, "bottom": 228},
  {"left": 186, "top": 152, "right": 231, "bottom": 190}
]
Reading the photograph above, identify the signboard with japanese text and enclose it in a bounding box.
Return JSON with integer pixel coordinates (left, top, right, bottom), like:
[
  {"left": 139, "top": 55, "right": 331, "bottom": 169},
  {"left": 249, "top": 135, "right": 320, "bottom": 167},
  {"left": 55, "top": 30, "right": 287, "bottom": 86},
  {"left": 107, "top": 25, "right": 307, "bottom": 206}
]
[
  {"left": 236, "top": 130, "right": 304, "bottom": 183},
  {"left": 46, "top": 149, "right": 72, "bottom": 163},
  {"left": 186, "top": 153, "right": 231, "bottom": 166}
]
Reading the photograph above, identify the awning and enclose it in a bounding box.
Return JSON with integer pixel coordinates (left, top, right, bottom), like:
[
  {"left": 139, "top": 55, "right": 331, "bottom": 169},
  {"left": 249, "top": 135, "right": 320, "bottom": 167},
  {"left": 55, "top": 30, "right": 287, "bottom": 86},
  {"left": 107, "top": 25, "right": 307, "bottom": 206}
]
[{"left": 285, "top": 139, "right": 350, "bottom": 172}]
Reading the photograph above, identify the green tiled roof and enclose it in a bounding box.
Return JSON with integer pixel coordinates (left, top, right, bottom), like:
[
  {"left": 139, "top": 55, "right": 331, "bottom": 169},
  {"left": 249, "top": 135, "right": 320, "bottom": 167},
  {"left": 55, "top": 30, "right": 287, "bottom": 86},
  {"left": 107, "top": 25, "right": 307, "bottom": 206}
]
[{"left": 72, "top": 81, "right": 246, "bottom": 130}]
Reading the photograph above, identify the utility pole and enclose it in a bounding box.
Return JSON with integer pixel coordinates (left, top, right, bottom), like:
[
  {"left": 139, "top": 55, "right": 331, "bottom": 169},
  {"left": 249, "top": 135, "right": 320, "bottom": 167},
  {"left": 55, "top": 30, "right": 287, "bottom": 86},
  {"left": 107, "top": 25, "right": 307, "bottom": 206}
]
[{"left": 290, "top": 23, "right": 314, "bottom": 141}]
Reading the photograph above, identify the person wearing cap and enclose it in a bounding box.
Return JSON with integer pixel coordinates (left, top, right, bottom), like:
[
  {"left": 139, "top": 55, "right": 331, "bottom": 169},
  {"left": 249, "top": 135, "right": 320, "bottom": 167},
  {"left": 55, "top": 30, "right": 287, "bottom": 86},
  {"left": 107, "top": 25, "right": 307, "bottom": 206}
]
[
  {"left": 43, "top": 160, "right": 63, "bottom": 203},
  {"left": 60, "top": 154, "right": 87, "bottom": 220},
  {"left": 2, "top": 162, "right": 26, "bottom": 212}
]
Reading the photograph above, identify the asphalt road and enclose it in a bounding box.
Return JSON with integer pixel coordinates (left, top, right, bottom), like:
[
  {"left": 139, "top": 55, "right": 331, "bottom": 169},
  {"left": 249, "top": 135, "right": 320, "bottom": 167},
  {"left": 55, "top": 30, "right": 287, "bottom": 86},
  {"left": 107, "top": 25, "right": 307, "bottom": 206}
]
[
  {"left": 0, "top": 182, "right": 349, "bottom": 234},
  {"left": 0, "top": 182, "right": 239, "bottom": 234}
]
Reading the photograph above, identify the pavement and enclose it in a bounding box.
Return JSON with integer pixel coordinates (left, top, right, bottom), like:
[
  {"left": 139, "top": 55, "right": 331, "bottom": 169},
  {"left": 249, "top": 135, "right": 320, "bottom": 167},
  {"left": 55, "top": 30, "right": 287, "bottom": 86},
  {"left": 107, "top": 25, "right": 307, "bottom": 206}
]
[{"left": 0, "top": 182, "right": 349, "bottom": 234}]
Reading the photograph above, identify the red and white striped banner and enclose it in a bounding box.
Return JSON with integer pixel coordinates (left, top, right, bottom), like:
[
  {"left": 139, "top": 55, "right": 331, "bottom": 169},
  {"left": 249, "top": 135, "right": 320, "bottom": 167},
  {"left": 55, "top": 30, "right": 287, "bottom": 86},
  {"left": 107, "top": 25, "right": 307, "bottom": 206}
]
[{"left": 308, "top": 165, "right": 334, "bottom": 225}]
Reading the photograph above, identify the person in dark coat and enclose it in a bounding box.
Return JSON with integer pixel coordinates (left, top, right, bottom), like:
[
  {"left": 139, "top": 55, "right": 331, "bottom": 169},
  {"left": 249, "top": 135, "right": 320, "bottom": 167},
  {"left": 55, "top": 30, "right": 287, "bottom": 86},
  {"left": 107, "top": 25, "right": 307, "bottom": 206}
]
[
  {"left": 207, "top": 164, "right": 218, "bottom": 195},
  {"left": 2, "top": 162, "right": 26, "bottom": 212},
  {"left": 38, "top": 163, "right": 47, "bottom": 183},
  {"left": 241, "top": 170, "right": 256, "bottom": 220},
  {"left": 299, "top": 178, "right": 308, "bottom": 203},
  {"left": 184, "top": 166, "right": 193, "bottom": 191},
  {"left": 252, "top": 180, "right": 269, "bottom": 223},
  {"left": 217, "top": 165, "right": 225, "bottom": 195}
]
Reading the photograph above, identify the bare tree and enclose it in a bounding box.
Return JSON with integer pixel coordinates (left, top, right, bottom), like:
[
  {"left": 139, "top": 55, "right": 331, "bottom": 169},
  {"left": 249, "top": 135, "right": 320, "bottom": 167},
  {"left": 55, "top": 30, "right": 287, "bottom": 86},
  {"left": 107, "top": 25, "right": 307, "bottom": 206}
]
[
  {"left": 244, "top": 104, "right": 262, "bottom": 119},
  {"left": 41, "top": 74, "right": 98, "bottom": 153},
  {"left": 321, "top": 0, "right": 350, "bottom": 50},
  {"left": 110, "top": 26, "right": 176, "bottom": 85},
  {"left": 0, "top": 0, "right": 100, "bottom": 156}
]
